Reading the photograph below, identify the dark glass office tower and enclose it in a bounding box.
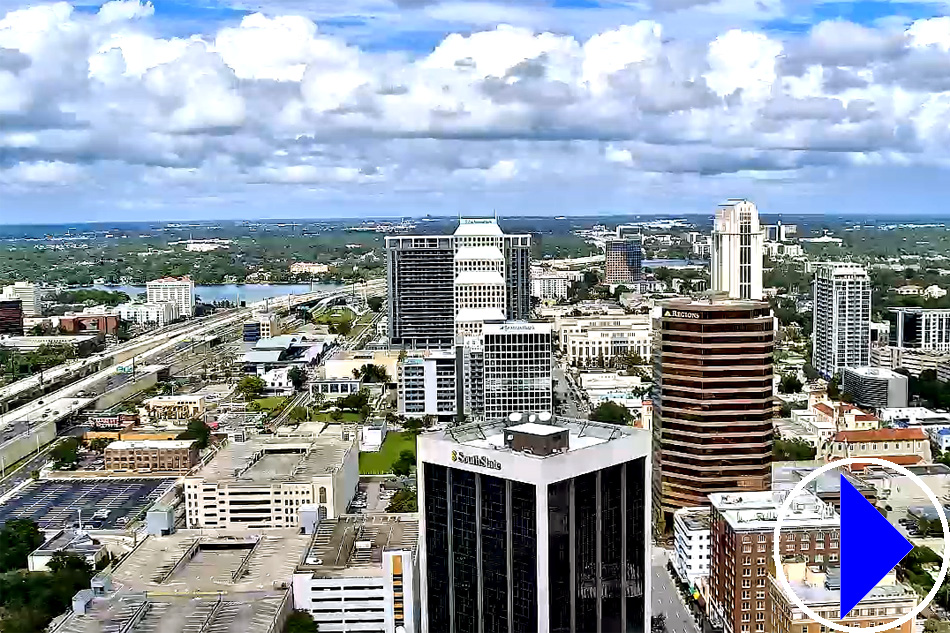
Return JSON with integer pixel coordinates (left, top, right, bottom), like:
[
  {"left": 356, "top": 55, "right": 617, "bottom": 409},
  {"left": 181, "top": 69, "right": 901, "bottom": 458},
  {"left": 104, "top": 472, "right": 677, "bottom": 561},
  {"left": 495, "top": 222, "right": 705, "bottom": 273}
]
[{"left": 419, "top": 416, "right": 652, "bottom": 633}]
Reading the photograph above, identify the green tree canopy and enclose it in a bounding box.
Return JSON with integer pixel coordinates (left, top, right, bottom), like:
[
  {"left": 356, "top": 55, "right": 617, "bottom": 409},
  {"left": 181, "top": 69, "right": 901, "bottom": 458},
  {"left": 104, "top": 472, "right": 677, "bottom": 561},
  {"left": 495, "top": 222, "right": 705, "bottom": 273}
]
[
  {"left": 176, "top": 419, "right": 212, "bottom": 450},
  {"left": 283, "top": 610, "right": 319, "bottom": 633},
  {"left": 392, "top": 449, "right": 415, "bottom": 477},
  {"left": 779, "top": 374, "right": 803, "bottom": 394},
  {"left": 50, "top": 437, "right": 80, "bottom": 470},
  {"left": 589, "top": 401, "right": 632, "bottom": 425},
  {"left": 0, "top": 520, "right": 43, "bottom": 573},
  {"left": 773, "top": 438, "right": 816, "bottom": 462},
  {"left": 287, "top": 366, "right": 307, "bottom": 392},
  {"left": 236, "top": 375, "right": 266, "bottom": 400},
  {"left": 386, "top": 488, "right": 418, "bottom": 513}
]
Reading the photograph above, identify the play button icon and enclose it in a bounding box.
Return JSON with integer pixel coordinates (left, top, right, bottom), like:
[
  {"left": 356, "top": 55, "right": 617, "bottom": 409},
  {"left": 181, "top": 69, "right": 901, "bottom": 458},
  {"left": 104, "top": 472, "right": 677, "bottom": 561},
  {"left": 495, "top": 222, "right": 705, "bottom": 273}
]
[{"left": 839, "top": 474, "right": 913, "bottom": 619}]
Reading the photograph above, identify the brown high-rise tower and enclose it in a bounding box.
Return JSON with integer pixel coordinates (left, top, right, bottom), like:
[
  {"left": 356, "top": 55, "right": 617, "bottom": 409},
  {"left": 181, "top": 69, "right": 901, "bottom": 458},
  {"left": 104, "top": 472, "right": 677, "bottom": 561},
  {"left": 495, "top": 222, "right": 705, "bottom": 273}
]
[{"left": 655, "top": 297, "right": 775, "bottom": 520}]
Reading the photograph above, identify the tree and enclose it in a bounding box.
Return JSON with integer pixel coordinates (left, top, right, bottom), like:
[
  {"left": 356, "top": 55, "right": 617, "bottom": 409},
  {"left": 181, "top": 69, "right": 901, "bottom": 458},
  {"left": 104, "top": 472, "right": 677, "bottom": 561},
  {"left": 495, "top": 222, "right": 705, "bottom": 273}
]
[
  {"left": 287, "top": 366, "right": 307, "bottom": 392},
  {"left": 367, "top": 296, "right": 384, "bottom": 313},
  {"left": 917, "top": 516, "right": 941, "bottom": 538},
  {"left": 85, "top": 437, "right": 111, "bottom": 453},
  {"left": 779, "top": 374, "right": 803, "bottom": 394},
  {"left": 773, "top": 438, "right": 817, "bottom": 461},
  {"left": 651, "top": 614, "right": 667, "bottom": 633},
  {"left": 403, "top": 417, "right": 423, "bottom": 434},
  {"left": 421, "top": 415, "right": 435, "bottom": 430},
  {"left": 0, "top": 520, "right": 43, "bottom": 572},
  {"left": 50, "top": 437, "right": 80, "bottom": 469},
  {"left": 289, "top": 406, "right": 308, "bottom": 423},
  {"left": 176, "top": 419, "right": 212, "bottom": 450},
  {"left": 392, "top": 449, "right": 415, "bottom": 477},
  {"left": 284, "top": 610, "right": 319, "bottom": 633},
  {"left": 330, "top": 409, "right": 345, "bottom": 423},
  {"left": 386, "top": 488, "right": 418, "bottom": 513},
  {"left": 236, "top": 375, "right": 266, "bottom": 401},
  {"left": 336, "top": 319, "right": 353, "bottom": 336},
  {"left": 590, "top": 401, "right": 633, "bottom": 425},
  {"left": 355, "top": 364, "right": 390, "bottom": 383},
  {"left": 828, "top": 373, "right": 842, "bottom": 400},
  {"left": 47, "top": 552, "right": 92, "bottom": 576}
]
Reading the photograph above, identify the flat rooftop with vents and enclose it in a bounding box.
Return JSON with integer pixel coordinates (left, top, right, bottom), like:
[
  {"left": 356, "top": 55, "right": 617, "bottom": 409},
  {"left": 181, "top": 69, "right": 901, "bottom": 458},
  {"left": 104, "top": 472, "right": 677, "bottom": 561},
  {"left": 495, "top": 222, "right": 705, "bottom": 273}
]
[{"left": 296, "top": 514, "right": 419, "bottom": 578}]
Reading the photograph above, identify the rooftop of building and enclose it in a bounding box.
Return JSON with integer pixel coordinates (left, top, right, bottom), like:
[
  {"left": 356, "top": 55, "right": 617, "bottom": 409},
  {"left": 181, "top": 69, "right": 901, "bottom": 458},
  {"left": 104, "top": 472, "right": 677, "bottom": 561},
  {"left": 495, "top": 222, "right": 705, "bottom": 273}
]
[
  {"left": 253, "top": 335, "right": 307, "bottom": 350},
  {"left": 440, "top": 414, "right": 646, "bottom": 457},
  {"left": 106, "top": 440, "right": 196, "bottom": 451},
  {"left": 110, "top": 528, "right": 310, "bottom": 592},
  {"left": 143, "top": 394, "right": 205, "bottom": 404},
  {"left": 297, "top": 514, "right": 419, "bottom": 578},
  {"left": 832, "top": 427, "right": 927, "bottom": 442},
  {"left": 844, "top": 366, "right": 907, "bottom": 379},
  {"left": 781, "top": 565, "right": 915, "bottom": 607},
  {"left": 673, "top": 507, "right": 711, "bottom": 531},
  {"left": 773, "top": 465, "right": 876, "bottom": 499},
  {"left": 709, "top": 490, "right": 839, "bottom": 531},
  {"left": 34, "top": 529, "right": 102, "bottom": 556},
  {"left": 454, "top": 217, "right": 504, "bottom": 237},
  {"left": 147, "top": 276, "right": 193, "bottom": 283},
  {"left": 482, "top": 321, "right": 551, "bottom": 335},
  {"left": 658, "top": 295, "right": 770, "bottom": 311},
  {"left": 55, "top": 592, "right": 286, "bottom": 633},
  {"left": 187, "top": 432, "right": 353, "bottom": 483}
]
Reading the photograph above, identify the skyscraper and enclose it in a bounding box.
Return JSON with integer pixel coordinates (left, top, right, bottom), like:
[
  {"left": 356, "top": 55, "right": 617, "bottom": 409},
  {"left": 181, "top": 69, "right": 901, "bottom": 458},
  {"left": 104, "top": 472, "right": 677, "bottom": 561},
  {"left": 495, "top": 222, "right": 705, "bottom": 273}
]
[
  {"left": 386, "top": 235, "right": 456, "bottom": 348},
  {"left": 710, "top": 199, "right": 764, "bottom": 300},
  {"left": 605, "top": 227, "right": 643, "bottom": 285},
  {"left": 418, "top": 414, "right": 652, "bottom": 633},
  {"left": 482, "top": 322, "right": 553, "bottom": 421},
  {"left": 654, "top": 298, "right": 775, "bottom": 520},
  {"left": 812, "top": 263, "right": 871, "bottom": 379},
  {"left": 386, "top": 218, "right": 531, "bottom": 345}
]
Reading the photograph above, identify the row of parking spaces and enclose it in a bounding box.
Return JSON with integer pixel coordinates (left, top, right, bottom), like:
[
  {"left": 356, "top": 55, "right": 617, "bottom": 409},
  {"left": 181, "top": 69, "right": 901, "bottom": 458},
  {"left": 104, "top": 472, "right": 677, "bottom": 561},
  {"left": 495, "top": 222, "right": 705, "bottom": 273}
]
[{"left": 0, "top": 478, "right": 174, "bottom": 530}]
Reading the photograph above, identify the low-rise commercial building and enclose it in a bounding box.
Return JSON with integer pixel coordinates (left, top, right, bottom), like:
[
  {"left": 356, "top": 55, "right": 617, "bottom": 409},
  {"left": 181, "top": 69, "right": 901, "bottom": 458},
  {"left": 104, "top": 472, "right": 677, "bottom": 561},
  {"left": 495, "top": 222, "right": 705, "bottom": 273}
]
[
  {"left": 291, "top": 262, "right": 331, "bottom": 275},
  {"left": 104, "top": 439, "right": 199, "bottom": 473},
  {"left": 872, "top": 344, "right": 950, "bottom": 377},
  {"left": 183, "top": 432, "right": 358, "bottom": 528},
  {"left": 825, "top": 427, "right": 931, "bottom": 470},
  {"left": 324, "top": 350, "right": 400, "bottom": 382},
  {"left": 842, "top": 366, "right": 908, "bottom": 409},
  {"left": 140, "top": 394, "right": 207, "bottom": 421},
  {"left": 28, "top": 529, "right": 106, "bottom": 572},
  {"left": 0, "top": 334, "right": 100, "bottom": 356},
  {"left": 397, "top": 348, "right": 459, "bottom": 421},
  {"left": 556, "top": 314, "right": 652, "bottom": 366},
  {"left": 293, "top": 514, "right": 420, "bottom": 633},
  {"left": 673, "top": 507, "right": 711, "bottom": 589},
  {"left": 768, "top": 562, "right": 915, "bottom": 633},
  {"left": 243, "top": 312, "right": 282, "bottom": 342},
  {"left": 242, "top": 335, "right": 325, "bottom": 373},
  {"left": 59, "top": 312, "right": 120, "bottom": 336}
]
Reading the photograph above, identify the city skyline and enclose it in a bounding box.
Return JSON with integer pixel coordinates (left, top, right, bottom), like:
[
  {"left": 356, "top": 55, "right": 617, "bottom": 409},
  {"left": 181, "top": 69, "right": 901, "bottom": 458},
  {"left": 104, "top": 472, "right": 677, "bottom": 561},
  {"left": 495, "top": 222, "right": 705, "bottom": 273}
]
[{"left": 6, "top": 1, "right": 950, "bottom": 220}]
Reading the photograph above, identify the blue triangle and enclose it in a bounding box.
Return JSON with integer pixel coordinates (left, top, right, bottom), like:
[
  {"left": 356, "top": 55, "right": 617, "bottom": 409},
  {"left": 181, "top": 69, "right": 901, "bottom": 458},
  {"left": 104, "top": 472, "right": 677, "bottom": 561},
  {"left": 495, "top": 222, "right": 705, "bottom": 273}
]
[{"left": 840, "top": 474, "right": 913, "bottom": 619}]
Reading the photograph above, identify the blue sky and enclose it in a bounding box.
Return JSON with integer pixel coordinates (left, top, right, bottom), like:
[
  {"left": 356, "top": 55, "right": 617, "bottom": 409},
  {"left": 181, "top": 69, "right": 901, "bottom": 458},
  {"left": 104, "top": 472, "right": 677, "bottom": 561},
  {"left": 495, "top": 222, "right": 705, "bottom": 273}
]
[{"left": 3, "top": 0, "right": 950, "bottom": 221}]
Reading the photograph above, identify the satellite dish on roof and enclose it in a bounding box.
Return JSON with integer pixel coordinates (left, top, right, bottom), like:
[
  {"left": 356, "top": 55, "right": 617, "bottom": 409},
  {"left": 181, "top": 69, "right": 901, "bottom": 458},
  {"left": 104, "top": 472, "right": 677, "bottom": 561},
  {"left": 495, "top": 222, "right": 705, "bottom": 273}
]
[
  {"left": 538, "top": 412, "right": 552, "bottom": 423},
  {"left": 508, "top": 413, "right": 522, "bottom": 423}
]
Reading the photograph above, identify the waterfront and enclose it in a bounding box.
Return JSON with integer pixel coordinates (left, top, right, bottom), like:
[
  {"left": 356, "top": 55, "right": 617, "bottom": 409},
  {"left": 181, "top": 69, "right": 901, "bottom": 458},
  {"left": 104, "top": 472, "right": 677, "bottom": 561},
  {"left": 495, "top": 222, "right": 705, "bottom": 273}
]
[
  {"left": 90, "top": 283, "right": 340, "bottom": 304},
  {"left": 643, "top": 258, "right": 708, "bottom": 268}
]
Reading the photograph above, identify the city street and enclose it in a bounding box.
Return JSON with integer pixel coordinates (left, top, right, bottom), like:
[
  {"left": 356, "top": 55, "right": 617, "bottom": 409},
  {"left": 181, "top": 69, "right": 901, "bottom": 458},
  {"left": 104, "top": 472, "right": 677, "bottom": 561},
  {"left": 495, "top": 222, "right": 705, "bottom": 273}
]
[
  {"left": 652, "top": 547, "right": 700, "bottom": 633},
  {"left": 553, "top": 361, "right": 587, "bottom": 419}
]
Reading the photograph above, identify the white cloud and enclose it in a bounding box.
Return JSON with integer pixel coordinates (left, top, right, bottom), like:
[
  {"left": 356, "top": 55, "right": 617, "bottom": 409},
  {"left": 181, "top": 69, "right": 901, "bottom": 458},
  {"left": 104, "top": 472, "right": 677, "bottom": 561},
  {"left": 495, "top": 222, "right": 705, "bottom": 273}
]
[{"left": 4, "top": 3, "right": 950, "bottom": 215}]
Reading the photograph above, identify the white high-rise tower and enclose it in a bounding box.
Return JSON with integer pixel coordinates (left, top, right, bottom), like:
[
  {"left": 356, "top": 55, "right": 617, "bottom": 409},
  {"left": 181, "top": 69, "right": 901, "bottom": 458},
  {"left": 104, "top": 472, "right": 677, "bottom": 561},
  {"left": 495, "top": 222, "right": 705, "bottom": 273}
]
[{"left": 711, "top": 199, "right": 764, "bottom": 300}]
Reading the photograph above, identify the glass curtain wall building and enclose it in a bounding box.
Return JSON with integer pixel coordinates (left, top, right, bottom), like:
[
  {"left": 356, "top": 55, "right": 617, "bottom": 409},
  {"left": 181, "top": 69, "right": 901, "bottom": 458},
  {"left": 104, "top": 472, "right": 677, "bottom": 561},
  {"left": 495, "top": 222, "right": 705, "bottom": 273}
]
[{"left": 418, "top": 415, "right": 652, "bottom": 633}]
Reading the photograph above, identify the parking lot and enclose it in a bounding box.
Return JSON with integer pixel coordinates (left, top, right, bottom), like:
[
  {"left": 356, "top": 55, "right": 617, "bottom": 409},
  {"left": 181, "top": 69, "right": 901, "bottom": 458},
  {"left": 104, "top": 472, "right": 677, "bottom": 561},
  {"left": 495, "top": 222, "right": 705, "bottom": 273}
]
[
  {"left": 350, "top": 481, "right": 396, "bottom": 514},
  {"left": 0, "top": 478, "right": 175, "bottom": 530}
]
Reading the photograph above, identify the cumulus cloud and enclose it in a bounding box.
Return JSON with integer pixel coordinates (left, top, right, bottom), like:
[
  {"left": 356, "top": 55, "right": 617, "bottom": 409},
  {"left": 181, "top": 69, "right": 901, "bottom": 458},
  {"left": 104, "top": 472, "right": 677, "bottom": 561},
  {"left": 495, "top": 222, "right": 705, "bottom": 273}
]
[{"left": 4, "top": 1, "right": 950, "bottom": 213}]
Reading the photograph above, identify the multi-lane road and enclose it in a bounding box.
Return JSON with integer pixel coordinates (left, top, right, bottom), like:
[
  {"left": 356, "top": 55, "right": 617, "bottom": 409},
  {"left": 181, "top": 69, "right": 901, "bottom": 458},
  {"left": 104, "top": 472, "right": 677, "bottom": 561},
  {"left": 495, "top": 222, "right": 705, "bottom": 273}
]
[{"left": 652, "top": 548, "right": 701, "bottom": 633}]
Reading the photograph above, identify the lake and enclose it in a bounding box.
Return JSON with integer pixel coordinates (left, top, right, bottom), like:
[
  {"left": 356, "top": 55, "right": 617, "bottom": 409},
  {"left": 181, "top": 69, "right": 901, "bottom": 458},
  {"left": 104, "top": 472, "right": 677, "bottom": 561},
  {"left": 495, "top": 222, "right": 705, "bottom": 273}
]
[{"left": 91, "top": 283, "right": 341, "bottom": 304}]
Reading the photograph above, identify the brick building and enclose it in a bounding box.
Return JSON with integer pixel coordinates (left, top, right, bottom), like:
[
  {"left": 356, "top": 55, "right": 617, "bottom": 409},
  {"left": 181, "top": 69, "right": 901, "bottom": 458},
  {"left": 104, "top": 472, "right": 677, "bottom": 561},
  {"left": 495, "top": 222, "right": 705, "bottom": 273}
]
[
  {"left": 105, "top": 439, "right": 199, "bottom": 473},
  {"left": 59, "top": 313, "right": 120, "bottom": 336},
  {"left": 708, "top": 491, "right": 839, "bottom": 633}
]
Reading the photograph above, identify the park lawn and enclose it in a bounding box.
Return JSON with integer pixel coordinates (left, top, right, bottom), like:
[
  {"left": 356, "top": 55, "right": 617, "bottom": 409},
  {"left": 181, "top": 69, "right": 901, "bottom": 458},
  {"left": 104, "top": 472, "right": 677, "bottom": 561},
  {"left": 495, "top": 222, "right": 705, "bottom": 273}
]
[
  {"left": 313, "top": 411, "right": 361, "bottom": 423},
  {"left": 253, "top": 396, "right": 288, "bottom": 411},
  {"left": 312, "top": 307, "right": 356, "bottom": 325},
  {"left": 359, "top": 431, "right": 417, "bottom": 475}
]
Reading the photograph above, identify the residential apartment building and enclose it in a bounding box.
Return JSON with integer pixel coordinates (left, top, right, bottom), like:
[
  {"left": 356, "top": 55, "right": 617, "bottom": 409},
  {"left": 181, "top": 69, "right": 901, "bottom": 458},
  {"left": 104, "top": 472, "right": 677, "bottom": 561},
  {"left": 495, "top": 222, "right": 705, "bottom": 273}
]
[
  {"left": 397, "top": 348, "right": 459, "bottom": 421},
  {"left": 104, "top": 439, "right": 198, "bottom": 473},
  {"left": 769, "top": 562, "right": 916, "bottom": 633},
  {"left": 605, "top": 230, "right": 643, "bottom": 285},
  {"left": 293, "top": 514, "right": 420, "bottom": 633},
  {"left": 386, "top": 218, "right": 530, "bottom": 346},
  {"left": 825, "top": 427, "right": 931, "bottom": 470},
  {"left": 184, "top": 432, "right": 359, "bottom": 528},
  {"left": 531, "top": 272, "right": 572, "bottom": 302},
  {"left": 888, "top": 307, "right": 950, "bottom": 352},
  {"left": 841, "top": 366, "right": 908, "bottom": 409},
  {"left": 117, "top": 302, "right": 180, "bottom": 327},
  {"left": 710, "top": 199, "right": 764, "bottom": 301},
  {"left": 1, "top": 282, "right": 41, "bottom": 317},
  {"left": 655, "top": 298, "right": 775, "bottom": 517},
  {"left": 417, "top": 415, "right": 652, "bottom": 633},
  {"left": 558, "top": 314, "right": 652, "bottom": 367},
  {"left": 812, "top": 263, "right": 871, "bottom": 379},
  {"left": 673, "top": 507, "right": 711, "bottom": 589},
  {"left": 482, "top": 322, "right": 553, "bottom": 421},
  {"left": 146, "top": 276, "right": 196, "bottom": 317},
  {"left": 708, "top": 491, "right": 839, "bottom": 633}
]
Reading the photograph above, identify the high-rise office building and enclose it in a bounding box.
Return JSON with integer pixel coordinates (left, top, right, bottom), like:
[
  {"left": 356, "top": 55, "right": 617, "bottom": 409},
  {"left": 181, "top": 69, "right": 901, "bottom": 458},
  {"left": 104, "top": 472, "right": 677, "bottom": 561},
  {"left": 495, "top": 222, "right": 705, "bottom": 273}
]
[
  {"left": 386, "top": 235, "right": 456, "bottom": 348},
  {"left": 812, "top": 263, "right": 871, "bottom": 379},
  {"left": 1, "top": 282, "right": 41, "bottom": 317},
  {"left": 889, "top": 307, "right": 950, "bottom": 352},
  {"left": 711, "top": 199, "right": 764, "bottom": 300},
  {"left": 655, "top": 298, "right": 774, "bottom": 519},
  {"left": 146, "top": 276, "right": 196, "bottom": 317},
  {"left": 386, "top": 218, "right": 531, "bottom": 345},
  {"left": 0, "top": 299, "right": 24, "bottom": 336},
  {"left": 418, "top": 414, "right": 652, "bottom": 633},
  {"left": 709, "top": 491, "right": 839, "bottom": 633},
  {"left": 605, "top": 226, "right": 643, "bottom": 285},
  {"left": 482, "top": 322, "right": 553, "bottom": 422}
]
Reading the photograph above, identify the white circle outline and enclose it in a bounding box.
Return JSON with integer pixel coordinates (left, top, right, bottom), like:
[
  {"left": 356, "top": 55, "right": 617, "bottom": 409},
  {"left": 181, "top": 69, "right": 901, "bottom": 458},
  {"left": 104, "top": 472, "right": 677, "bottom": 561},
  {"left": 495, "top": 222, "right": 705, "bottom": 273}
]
[{"left": 773, "top": 457, "right": 950, "bottom": 633}]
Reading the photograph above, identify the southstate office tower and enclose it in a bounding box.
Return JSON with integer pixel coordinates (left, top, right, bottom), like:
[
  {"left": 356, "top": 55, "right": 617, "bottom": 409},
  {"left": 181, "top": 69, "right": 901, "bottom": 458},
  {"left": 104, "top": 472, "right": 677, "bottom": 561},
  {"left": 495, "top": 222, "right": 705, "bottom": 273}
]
[{"left": 418, "top": 414, "right": 652, "bottom": 633}]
